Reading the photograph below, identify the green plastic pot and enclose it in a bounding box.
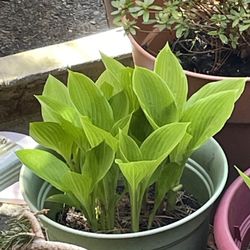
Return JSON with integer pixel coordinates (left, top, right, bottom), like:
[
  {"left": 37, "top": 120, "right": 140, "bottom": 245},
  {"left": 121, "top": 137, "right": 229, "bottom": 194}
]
[{"left": 20, "top": 138, "right": 228, "bottom": 250}]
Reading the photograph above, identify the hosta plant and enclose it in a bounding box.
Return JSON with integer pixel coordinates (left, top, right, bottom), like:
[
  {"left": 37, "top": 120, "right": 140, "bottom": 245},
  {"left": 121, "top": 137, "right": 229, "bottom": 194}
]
[{"left": 16, "top": 44, "right": 246, "bottom": 233}]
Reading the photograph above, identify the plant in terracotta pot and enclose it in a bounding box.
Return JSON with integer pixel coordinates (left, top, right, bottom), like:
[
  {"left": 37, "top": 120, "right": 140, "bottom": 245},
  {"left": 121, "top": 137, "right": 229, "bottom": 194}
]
[
  {"left": 17, "top": 45, "right": 245, "bottom": 249},
  {"left": 112, "top": 0, "right": 250, "bottom": 183},
  {"left": 214, "top": 167, "right": 250, "bottom": 250}
]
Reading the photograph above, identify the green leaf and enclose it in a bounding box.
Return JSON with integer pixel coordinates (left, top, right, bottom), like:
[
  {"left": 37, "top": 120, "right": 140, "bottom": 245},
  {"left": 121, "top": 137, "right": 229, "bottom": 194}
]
[
  {"left": 36, "top": 95, "right": 81, "bottom": 127},
  {"left": 186, "top": 78, "right": 246, "bottom": 107},
  {"left": 116, "top": 159, "right": 161, "bottom": 192},
  {"left": 81, "top": 117, "right": 118, "bottom": 151},
  {"left": 30, "top": 122, "right": 73, "bottom": 163},
  {"left": 128, "top": 108, "right": 153, "bottom": 145},
  {"left": 239, "top": 24, "right": 250, "bottom": 32},
  {"left": 96, "top": 71, "right": 114, "bottom": 100},
  {"left": 41, "top": 75, "right": 73, "bottom": 122},
  {"left": 47, "top": 193, "right": 82, "bottom": 209},
  {"left": 182, "top": 91, "right": 238, "bottom": 151},
  {"left": 62, "top": 171, "right": 92, "bottom": 209},
  {"left": 120, "top": 67, "right": 139, "bottom": 111},
  {"left": 154, "top": 43, "right": 188, "bottom": 112},
  {"left": 68, "top": 70, "right": 114, "bottom": 130},
  {"left": 111, "top": 113, "right": 132, "bottom": 136},
  {"left": 235, "top": 166, "right": 250, "bottom": 189},
  {"left": 16, "top": 149, "right": 69, "bottom": 192},
  {"left": 219, "top": 34, "right": 228, "bottom": 44},
  {"left": 42, "top": 75, "right": 72, "bottom": 105},
  {"left": 101, "top": 52, "right": 125, "bottom": 86},
  {"left": 60, "top": 119, "right": 90, "bottom": 152},
  {"left": 140, "top": 122, "right": 189, "bottom": 160},
  {"left": 133, "top": 67, "right": 178, "bottom": 128},
  {"left": 109, "top": 91, "right": 130, "bottom": 122},
  {"left": 118, "top": 130, "right": 142, "bottom": 162},
  {"left": 83, "top": 141, "right": 115, "bottom": 186}
]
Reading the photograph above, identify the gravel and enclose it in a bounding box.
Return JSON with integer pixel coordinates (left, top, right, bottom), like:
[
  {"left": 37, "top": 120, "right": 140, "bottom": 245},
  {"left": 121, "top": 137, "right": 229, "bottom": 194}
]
[{"left": 0, "top": 0, "right": 109, "bottom": 57}]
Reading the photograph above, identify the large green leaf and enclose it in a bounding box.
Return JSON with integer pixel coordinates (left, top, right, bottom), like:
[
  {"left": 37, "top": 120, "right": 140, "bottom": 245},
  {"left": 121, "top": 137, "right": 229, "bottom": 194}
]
[
  {"left": 101, "top": 52, "right": 125, "bottom": 84},
  {"left": 16, "top": 149, "right": 69, "bottom": 192},
  {"left": 62, "top": 171, "right": 92, "bottom": 209},
  {"left": 118, "top": 130, "right": 142, "bottom": 162},
  {"left": 186, "top": 78, "right": 246, "bottom": 107},
  {"left": 47, "top": 193, "right": 82, "bottom": 209},
  {"left": 68, "top": 70, "right": 114, "bottom": 130},
  {"left": 81, "top": 117, "right": 118, "bottom": 151},
  {"left": 30, "top": 122, "right": 73, "bottom": 163},
  {"left": 182, "top": 90, "right": 237, "bottom": 151},
  {"left": 83, "top": 142, "right": 115, "bottom": 186},
  {"left": 116, "top": 159, "right": 161, "bottom": 192},
  {"left": 133, "top": 67, "right": 178, "bottom": 128},
  {"left": 120, "top": 68, "right": 138, "bottom": 111},
  {"left": 154, "top": 43, "right": 188, "bottom": 112},
  {"left": 60, "top": 119, "right": 90, "bottom": 152},
  {"left": 96, "top": 70, "right": 115, "bottom": 100},
  {"left": 41, "top": 75, "right": 72, "bottom": 122},
  {"left": 36, "top": 95, "right": 81, "bottom": 127},
  {"left": 140, "top": 123, "right": 189, "bottom": 160},
  {"left": 43, "top": 75, "right": 72, "bottom": 105}
]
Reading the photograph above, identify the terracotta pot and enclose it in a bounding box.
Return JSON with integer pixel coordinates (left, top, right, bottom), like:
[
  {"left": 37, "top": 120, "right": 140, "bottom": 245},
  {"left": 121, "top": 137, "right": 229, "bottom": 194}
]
[
  {"left": 128, "top": 29, "right": 250, "bottom": 185},
  {"left": 214, "top": 168, "right": 250, "bottom": 250},
  {"left": 102, "top": 0, "right": 115, "bottom": 27}
]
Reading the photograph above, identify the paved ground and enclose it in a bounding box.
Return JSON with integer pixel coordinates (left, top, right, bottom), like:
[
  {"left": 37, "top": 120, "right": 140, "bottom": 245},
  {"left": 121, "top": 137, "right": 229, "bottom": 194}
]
[{"left": 0, "top": 0, "right": 108, "bottom": 57}]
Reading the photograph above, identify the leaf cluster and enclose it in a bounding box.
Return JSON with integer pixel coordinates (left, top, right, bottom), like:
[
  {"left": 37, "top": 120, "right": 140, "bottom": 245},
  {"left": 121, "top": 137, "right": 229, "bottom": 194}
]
[
  {"left": 112, "top": 0, "right": 250, "bottom": 53},
  {"left": 17, "top": 45, "right": 245, "bottom": 233}
]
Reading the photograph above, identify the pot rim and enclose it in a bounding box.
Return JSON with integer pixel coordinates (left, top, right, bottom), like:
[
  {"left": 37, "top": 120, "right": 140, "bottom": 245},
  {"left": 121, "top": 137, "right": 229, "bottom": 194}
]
[
  {"left": 20, "top": 138, "right": 228, "bottom": 240},
  {"left": 214, "top": 168, "right": 250, "bottom": 249},
  {"left": 128, "top": 33, "right": 250, "bottom": 81}
]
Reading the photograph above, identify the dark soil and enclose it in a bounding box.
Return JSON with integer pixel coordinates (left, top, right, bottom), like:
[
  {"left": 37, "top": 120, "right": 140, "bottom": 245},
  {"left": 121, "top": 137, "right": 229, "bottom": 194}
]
[
  {"left": 171, "top": 32, "right": 250, "bottom": 77},
  {"left": 57, "top": 190, "right": 201, "bottom": 234},
  {"left": 0, "top": 0, "right": 109, "bottom": 57}
]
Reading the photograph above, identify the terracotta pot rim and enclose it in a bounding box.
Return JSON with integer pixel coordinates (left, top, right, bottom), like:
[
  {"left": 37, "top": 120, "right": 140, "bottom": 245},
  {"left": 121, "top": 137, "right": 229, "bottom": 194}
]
[
  {"left": 128, "top": 33, "right": 250, "bottom": 81},
  {"left": 214, "top": 168, "right": 250, "bottom": 250}
]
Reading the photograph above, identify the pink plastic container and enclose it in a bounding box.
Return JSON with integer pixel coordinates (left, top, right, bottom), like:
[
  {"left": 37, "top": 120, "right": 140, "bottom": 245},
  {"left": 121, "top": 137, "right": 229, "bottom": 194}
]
[{"left": 214, "top": 168, "right": 250, "bottom": 250}]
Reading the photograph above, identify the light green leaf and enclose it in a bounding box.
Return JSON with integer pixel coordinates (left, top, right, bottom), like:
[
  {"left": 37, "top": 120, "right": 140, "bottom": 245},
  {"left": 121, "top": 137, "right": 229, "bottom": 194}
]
[
  {"left": 68, "top": 70, "right": 114, "bottom": 130},
  {"left": 43, "top": 75, "right": 72, "bottom": 105},
  {"left": 101, "top": 52, "right": 125, "bottom": 84},
  {"left": 116, "top": 159, "right": 161, "bottom": 191},
  {"left": 41, "top": 75, "right": 72, "bottom": 122},
  {"left": 111, "top": 113, "right": 132, "bottom": 136},
  {"left": 140, "top": 122, "right": 189, "bottom": 160},
  {"left": 62, "top": 171, "right": 92, "bottom": 207},
  {"left": 30, "top": 122, "right": 73, "bottom": 163},
  {"left": 182, "top": 91, "right": 237, "bottom": 150},
  {"left": 155, "top": 43, "right": 188, "bottom": 112},
  {"left": 47, "top": 193, "right": 82, "bottom": 209},
  {"left": 133, "top": 67, "right": 178, "bottom": 128},
  {"left": 36, "top": 95, "right": 81, "bottom": 127},
  {"left": 235, "top": 166, "right": 250, "bottom": 189},
  {"left": 120, "top": 67, "right": 139, "bottom": 111},
  {"left": 118, "top": 130, "right": 142, "bottom": 162},
  {"left": 16, "top": 149, "right": 69, "bottom": 192},
  {"left": 186, "top": 78, "right": 246, "bottom": 107},
  {"left": 83, "top": 141, "right": 115, "bottom": 186},
  {"left": 81, "top": 117, "right": 118, "bottom": 151},
  {"left": 96, "top": 71, "right": 114, "bottom": 100}
]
